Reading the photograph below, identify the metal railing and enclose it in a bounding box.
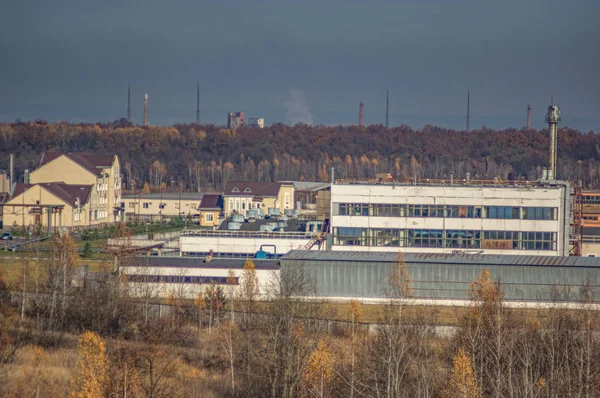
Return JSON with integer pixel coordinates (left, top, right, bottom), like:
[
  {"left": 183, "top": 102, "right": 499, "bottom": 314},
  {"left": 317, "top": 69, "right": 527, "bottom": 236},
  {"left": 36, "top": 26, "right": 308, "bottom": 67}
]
[
  {"left": 334, "top": 178, "right": 543, "bottom": 188},
  {"left": 181, "top": 229, "right": 314, "bottom": 240},
  {"left": 582, "top": 235, "right": 600, "bottom": 244}
]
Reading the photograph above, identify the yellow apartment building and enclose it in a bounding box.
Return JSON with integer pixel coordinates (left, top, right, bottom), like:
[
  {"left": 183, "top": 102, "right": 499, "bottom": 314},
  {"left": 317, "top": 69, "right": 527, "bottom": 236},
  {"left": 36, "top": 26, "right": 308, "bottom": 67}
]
[
  {"left": 3, "top": 183, "right": 92, "bottom": 230},
  {"left": 29, "top": 152, "right": 122, "bottom": 223},
  {"left": 197, "top": 194, "right": 223, "bottom": 227},
  {"left": 223, "top": 181, "right": 294, "bottom": 216},
  {"left": 120, "top": 192, "right": 204, "bottom": 221}
]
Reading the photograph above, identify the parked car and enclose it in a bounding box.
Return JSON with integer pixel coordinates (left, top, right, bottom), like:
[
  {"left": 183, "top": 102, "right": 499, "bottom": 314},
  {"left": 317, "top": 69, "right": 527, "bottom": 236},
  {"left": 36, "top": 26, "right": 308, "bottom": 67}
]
[{"left": 1, "top": 233, "right": 13, "bottom": 240}]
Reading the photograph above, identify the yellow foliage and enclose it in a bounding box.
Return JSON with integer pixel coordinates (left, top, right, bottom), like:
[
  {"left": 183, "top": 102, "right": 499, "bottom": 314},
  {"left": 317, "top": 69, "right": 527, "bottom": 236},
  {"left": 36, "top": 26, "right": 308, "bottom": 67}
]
[
  {"left": 349, "top": 299, "right": 362, "bottom": 323},
  {"left": 440, "top": 348, "right": 481, "bottom": 398},
  {"left": 304, "top": 339, "right": 335, "bottom": 391},
  {"left": 69, "top": 331, "right": 108, "bottom": 398},
  {"left": 469, "top": 269, "right": 503, "bottom": 303}
]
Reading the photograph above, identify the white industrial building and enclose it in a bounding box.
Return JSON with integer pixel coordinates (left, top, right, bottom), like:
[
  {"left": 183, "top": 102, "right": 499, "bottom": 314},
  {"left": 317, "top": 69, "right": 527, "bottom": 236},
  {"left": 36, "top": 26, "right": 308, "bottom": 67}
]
[
  {"left": 179, "top": 229, "right": 324, "bottom": 257},
  {"left": 121, "top": 256, "right": 279, "bottom": 299},
  {"left": 330, "top": 181, "right": 571, "bottom": 256}
]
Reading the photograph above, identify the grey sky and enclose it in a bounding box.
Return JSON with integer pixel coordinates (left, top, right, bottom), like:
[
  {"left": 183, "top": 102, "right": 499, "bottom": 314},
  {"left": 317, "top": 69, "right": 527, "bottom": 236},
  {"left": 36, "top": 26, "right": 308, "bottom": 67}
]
[{"left": 1, "top": 0, "right": 598, "bottom": 131}]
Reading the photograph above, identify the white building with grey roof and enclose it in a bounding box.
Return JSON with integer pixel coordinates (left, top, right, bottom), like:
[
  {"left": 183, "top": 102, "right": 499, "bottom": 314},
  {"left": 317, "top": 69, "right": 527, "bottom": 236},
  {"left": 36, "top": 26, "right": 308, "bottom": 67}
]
[{"left": 330, "top": 180, "right": 572, "bottom": 256}]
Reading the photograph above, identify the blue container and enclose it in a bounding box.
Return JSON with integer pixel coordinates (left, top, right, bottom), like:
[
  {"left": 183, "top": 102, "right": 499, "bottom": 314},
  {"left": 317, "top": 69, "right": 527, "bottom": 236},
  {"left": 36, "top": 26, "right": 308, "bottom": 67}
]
[{"left": 255, "top": 250, "right": 268, "bottom": 259}]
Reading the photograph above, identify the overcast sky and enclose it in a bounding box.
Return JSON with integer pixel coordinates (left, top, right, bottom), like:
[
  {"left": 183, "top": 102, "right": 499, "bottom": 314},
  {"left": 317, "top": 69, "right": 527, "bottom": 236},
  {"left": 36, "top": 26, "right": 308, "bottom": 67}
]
[{"left": 1, "top": 0, "right": 598, "bottom": 131}]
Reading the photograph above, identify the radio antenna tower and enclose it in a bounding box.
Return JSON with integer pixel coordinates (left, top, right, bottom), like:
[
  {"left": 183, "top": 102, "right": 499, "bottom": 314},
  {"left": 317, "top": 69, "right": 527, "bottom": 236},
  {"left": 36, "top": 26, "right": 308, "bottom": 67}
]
[
  {"left": 385, "top": 88, "right": 389, "bottom": 128},
  {"left": 466, "top": 91, "right": 470, "bottom": 132},
  {"left": 196, "top": 83, "right": 200, "bottom": 124},
  {"left": 127, "top": 84, "right": 131, "bottom": 122}
]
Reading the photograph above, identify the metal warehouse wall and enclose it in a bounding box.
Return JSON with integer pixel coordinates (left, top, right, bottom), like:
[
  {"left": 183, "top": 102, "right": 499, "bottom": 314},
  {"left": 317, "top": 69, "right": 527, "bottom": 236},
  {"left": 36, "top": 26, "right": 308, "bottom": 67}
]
[{"left": 280, "top": 259, "right": 600, "bottom": 302}]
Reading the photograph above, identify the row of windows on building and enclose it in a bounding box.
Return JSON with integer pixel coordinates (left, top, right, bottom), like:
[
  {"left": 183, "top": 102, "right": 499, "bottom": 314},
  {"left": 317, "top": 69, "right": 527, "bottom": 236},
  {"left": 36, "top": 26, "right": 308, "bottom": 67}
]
[
  {"left": 126, "top": 274, "right": 238, "bottom": 285},
  {"left": 91, "top": 209, "right": 108, "bottom": 220},
  {"left": 581, "top": 195, "right": 600, "bottom": 205},
  {"left": 124, "top": 202, "right": 197, "bottom": 210},
  {"left": 332, "top": 227, "right": 557, "bottom": 251},
  {"left": 335, "top": 203, "right": 557, "bottom": 220}
]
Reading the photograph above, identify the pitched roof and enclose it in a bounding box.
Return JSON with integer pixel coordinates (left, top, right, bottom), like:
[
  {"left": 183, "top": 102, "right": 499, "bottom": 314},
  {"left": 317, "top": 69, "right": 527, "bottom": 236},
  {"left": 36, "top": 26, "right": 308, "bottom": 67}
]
[
  {"left": 40, "top": 183, "right": 93, "bottom": 206},
  {"left": 10, "top": 183, "right": 32, "bottom": 199},
  {"left": 40, "top": 152, "right": 115, "bottom": 177},
  {"left": 198, "top": 194, "right": 223, "bottom": 210},
  {"left": 223, "top": 181, "right": 283, "bottom": 197},
  {"left": 9, "top": 182, "right": 92, "bottom": 207}
]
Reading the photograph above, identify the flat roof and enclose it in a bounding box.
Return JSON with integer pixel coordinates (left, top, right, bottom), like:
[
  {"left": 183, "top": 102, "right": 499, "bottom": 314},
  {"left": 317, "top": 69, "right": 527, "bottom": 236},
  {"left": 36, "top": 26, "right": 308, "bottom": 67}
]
[
  {"left": 124, "top": 256, "right": 280, "bottom": 270},
  {"left": 282, "top": 250, "right": 600, "bottom": 268},
  {"left": 333, "top": 179, "right": 567, "bottom": 190}
]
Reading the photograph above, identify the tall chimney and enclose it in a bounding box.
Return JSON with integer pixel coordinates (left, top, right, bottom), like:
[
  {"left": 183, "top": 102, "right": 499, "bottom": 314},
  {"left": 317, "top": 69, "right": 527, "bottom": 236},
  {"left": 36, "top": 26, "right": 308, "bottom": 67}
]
[
  {"left": 359, "top": 101, "right": 364, "bottom": 127},
  {"left": 526, "top": 104, "right": 531, "bottom": 129},
  {"left": 546, "top": 103, "right": 561, "bottom": 180},
  {"left": 143, "top": 94, "right": 149, "bottom": 126}
]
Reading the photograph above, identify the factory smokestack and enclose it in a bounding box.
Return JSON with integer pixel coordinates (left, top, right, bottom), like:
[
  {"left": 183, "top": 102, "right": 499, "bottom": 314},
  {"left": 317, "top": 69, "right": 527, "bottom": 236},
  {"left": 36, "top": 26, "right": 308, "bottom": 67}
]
[
  {"left": 385, "top": 89, "right": 389, "bottom": 128},
  {"left": 546, "top": 103, "right": 561, "bottom": 180},
  {"left": 466, "top": 91, "right": 470, "bottom": 132},
  {"left": 359, "top": 101, "right": 364, "bottom": 127},
  {"left": 143, "top": 94, "right": 149, "bottom": 126},
  {"left": 127, "top": 85, "right": 131, "bottom": 122},
  {"left": 527, "top": 104, "right": 531, "bottom": 130}
]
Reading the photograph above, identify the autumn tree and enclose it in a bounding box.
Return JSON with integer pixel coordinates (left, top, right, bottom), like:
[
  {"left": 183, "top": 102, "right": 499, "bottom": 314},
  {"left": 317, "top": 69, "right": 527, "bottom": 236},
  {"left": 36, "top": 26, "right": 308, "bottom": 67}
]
[
  {"left": 69, "top": 331, "right": 108, "bottom": 398},
  {"left": 440, "top": 348, "right": 482, "bottom": 398},
  {"left": 47, "top": 232, "right": 78, "bottom": 330},
  {"left": 303, "top": 339, "right": 335, "bottom": 398}
]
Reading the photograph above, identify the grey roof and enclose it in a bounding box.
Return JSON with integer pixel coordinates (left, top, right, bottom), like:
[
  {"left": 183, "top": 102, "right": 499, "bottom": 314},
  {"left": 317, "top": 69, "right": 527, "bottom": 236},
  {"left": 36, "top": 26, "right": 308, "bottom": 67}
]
[
  {"left": 124, "top": 255, "right": 280, "bottom": 270},
  {"left": 280, "top": 181, "right": 330, "bottom": 192},
  {"left": 122, "top": 192, "right": 205, "bottom": 200},
  {"left": 218, "top": 216, "right": 314, "bottom": 232},
  {"left": 282, "top": 250, "right": 600, "bottom": 268}
]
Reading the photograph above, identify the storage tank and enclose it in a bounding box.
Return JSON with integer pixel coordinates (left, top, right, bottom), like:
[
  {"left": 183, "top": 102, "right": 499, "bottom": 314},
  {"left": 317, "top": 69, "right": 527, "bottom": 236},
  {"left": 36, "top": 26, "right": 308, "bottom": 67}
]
[
  {"left": 259, "top": 224, "right": 275, "bottom": 232},
  {"left": 247, "top": 209, "right": 262, "bottom": 219},
  {"left": 227, "top": 222, "right": 242, "bottom": 230}
]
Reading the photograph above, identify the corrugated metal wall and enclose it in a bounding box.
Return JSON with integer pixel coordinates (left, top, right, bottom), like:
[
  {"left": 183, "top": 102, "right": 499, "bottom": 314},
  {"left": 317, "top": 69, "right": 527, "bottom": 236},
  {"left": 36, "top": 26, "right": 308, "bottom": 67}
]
[{"left": 281, "top": 258, "right": 600, "bottom": 301}]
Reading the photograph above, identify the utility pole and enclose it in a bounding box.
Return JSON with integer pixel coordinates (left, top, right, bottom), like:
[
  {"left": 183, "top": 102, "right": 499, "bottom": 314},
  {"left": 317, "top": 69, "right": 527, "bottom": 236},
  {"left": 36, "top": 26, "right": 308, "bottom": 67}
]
[
  {"left": 196, "top": 83, "right": 200, "bottom": 124},
  {"left": 466, "top": 91, "right": 470, "bottom": 132},
  {"left": 385, "top": 88, "right": 389, "bottom": 128}
]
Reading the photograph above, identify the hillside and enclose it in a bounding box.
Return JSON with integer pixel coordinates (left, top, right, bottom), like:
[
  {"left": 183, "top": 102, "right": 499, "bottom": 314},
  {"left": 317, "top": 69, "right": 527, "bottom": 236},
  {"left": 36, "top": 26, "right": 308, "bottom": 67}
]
[{"left": 1, "top": 120, "right": 599, "bottom": 192}]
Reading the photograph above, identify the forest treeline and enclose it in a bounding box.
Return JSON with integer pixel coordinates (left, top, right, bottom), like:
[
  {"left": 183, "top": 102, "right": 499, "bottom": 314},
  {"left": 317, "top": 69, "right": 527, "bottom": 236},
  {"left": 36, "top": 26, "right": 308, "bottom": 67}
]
[
  {"left": 2, "top": 119, "right": 600, "bottom": 192},
  {"left": 1, "top": 235, "right": 600, "bottom": 397}
]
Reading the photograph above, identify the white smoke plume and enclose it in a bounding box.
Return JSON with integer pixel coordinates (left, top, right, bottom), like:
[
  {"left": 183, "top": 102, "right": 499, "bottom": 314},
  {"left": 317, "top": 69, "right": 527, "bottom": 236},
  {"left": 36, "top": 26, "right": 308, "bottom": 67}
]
[{"left": 284, "top": 88, "right": 313, "bottom": 125}]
